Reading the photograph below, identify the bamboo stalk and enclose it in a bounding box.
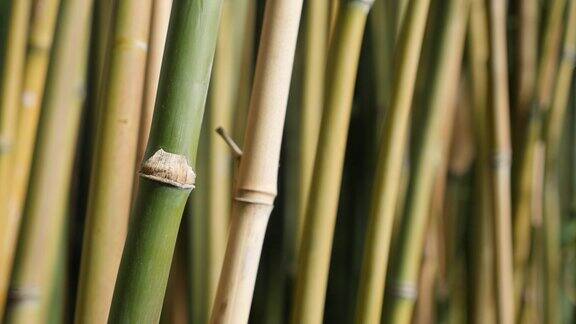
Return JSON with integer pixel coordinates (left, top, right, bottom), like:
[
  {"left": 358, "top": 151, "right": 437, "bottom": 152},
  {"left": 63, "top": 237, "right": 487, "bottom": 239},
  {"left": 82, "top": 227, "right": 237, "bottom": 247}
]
[
  {"left": 75, "top": 0, "right": 154, "bottom": 322},
  {"left": 289, "top": 2, "right": 373, "bottom": 324},
  {"left": 466, "top": 1, "right": 497, "bottom": 322},
  {"left": 486, "top": 0, "right": 515, "bottom": 322},
  {"left": 107, "top": 0, "right": 224, "bottom": 320},
  {"left": 512, "top": 0, "right": 566, "bottom": 303},
  {"left": 542, "top": 1, "right": 576, "bottom": 322},
  {"left": 0, "top": 0, "right": 32, "bottom": 217},
  {"left": 3, "top": 0, "right": 93, "bottom": 320},
  {"left": 209, "top": 0, "right": 303, "bottom": 322},
  {"left": 354, "top": 0, "right": 431, "bottom": 321},
  {"left": 136, "top": 0, "right": 173, "bottom": 167},
  {"left": 298, "top": 0, "right": 329, "bottom": 251},
  {"left": 0, "top": 0, "right": 60, "bottom": 314},
  {"left": 382, "top": 0, "right": 468, "bottom": 322}
]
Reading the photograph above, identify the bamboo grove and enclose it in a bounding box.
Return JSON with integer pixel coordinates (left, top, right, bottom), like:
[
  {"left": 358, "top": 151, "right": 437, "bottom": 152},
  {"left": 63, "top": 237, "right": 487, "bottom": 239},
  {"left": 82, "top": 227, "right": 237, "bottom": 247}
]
[{"left": 0, "top": 0, "right": 575, "bottom": 323}]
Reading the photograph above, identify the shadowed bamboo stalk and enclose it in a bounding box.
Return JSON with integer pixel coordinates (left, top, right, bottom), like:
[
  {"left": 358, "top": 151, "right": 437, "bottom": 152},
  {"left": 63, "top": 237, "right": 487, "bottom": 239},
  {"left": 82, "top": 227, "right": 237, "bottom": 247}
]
[
  {"left": 0, "top": 0, "right": 60, "bottom": 314},
  {"left": 542, "top": 1, "right": 576, "bottom": 322},
  {"left": 298, "top": 0, "right": 329, "bottom": 250},
  {"left": 467, "top": 1, "right": 497, "bottom": 322},
  {"left": 204, "top": 0, "right": 250, "bottom": 310},
  {"left": 354, "top": 0, "right": 431, "bottom": 322},
  {"left": 107, "top": 0, "right": 223, "bottom": 321},
  {"left": 0, "top": 0, "right": 32, "bottom": 216},
  {"left": 382, "top": 0, "right": 468, "bottom": 322},
  {"left": 3, "top": 0, "right": 93, "bottom": 320},
  {"left": 291, "top": 2, "right": 374, "bottom": 324},
  {"left": 512, "top": 0, "right": 566, "bottom": 302},
  {"left": 136, "top": 0, "right": 173, "bottom": 167},
  {"left": 209, "top": 0, "right": 303, "bottom": 322},
  {"left": 486, "top": 0, "right": 515, "bottom": 322},
  {"left": 75, "top": 0, "right": 154, "bottom": 322}
]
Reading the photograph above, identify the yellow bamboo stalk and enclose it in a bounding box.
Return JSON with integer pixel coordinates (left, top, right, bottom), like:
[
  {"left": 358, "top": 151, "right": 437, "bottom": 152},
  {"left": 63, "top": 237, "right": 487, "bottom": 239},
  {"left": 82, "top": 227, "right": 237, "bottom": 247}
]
[
  {"left": 209, "top": 0, "right": 303, "bottom": 321},
  {"left": 0, "top": 0, "right": 59, "bottom": 315},
  {"left": 3, "top": 0, "right": 93, "bottom": 320},
  {"left": 298, "top": 0, "right": 329, "bottom": 251},
  {"left": 0, "top": 0, "right": 33, "bottom": 266},
  {"left": 486, "top": 0, "right": 515, "bottom": 322},
  {"left": 74, "top": 0, "right": 153, "bottom": 322}
]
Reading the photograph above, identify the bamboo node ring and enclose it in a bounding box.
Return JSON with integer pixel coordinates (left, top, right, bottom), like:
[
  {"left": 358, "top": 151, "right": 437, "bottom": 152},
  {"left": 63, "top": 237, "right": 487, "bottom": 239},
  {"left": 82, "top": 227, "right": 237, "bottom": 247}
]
[
  {"left": 388, "top": 282, "right": 418, "bottom": 300},
  {"left": 490, "top": 152, "right": 512, "bottom": 169},
  {"left": 7, "top": 286, "right": 41, "bottom": 304},
  {"left": 140, "top": 149, "right": 196, "bottom": 189},
  {"left": 234, "top": 188, "right": 275, "bottom": 206}
]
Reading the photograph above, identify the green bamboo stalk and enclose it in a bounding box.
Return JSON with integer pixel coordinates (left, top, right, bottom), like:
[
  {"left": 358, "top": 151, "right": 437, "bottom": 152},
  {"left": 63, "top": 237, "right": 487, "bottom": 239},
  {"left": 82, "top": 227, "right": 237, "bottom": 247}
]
[
  {"left": 466, "top": 1, "right": 497, "bottom": 322},
  {"left": 542, "top": 1, "right": 576, "bottom": 322},
  {"left": 297, "top": 0, "right": 329, "bottom": 252},
  {"left": 0, "top": 0, "right": 32, "bottom": 218},
  {"left": 486, "top": 0, "right": 515, "bottom": 322},
  {"left": 381, "top": 0, "right": 468, "bottom": 323},
  {"left": 353, "top": 0, "right": 431, "bottom": 322},
  {"left": 0, "top": 0, "right": 60, "bottom": 314},
  {"left": 107, "top": 0, "right": 223, "bottom": 321},
  {"left": 3, "top": 0, "right": 93, "bottom": 320},
  {"left": 512, "top": 0, "right": 566, "bottom": 302},
  {"left": 209, "top": 0, "right": 303, "bottom": 321},
  {"left": 75, "top": 0, "right": 154, "bottom": 322},
  {"left": 290, "top": 2, "right": 373, "bottom": 324}
]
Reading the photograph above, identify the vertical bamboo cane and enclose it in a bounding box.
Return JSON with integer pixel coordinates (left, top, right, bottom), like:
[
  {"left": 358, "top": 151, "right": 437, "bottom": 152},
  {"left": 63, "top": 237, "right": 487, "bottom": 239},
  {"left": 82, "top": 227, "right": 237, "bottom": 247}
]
[
  {"left": 0, "top": 0, "right": 60, "bottom": 315},
  {"left": 209, "top": 0, "right": 303, "bottom": 322},
  {"left": 354, "top": 0, "right": 431, "bottom": 322},
  {"left": 542, "top": 1, "right": 576, "bottom": 322},
  {"left": 75, "top": 0, "right": 153, "bottom": 322},
  {"left": 3, "top": 0, "right": 93, "bottom": 320},
  {"left": 107, "top": 0, "right": 224, "bottom": 321},
  {"left": 382, "top": 1, "right": 468, "bottom": 323},
  {"left": 486, "top": 0, "right": 515, "bottom": 322},
  {"left": 290, "top": 2, "right": 373, "bottom": 324},
  {"left": 298, "top": 0, "right": 329, "bottom": 248},
  {"left": 0, "top": 0, "right": 32, "bottom": 216}
]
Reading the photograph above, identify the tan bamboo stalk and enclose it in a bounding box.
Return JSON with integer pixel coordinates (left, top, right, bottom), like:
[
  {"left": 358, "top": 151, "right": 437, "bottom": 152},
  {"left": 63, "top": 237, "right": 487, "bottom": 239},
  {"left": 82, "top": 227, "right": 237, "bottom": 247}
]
[
  {"left": 542, "top": 1, "right": 576, "bottom": 321},
  {"left": 0, "top": 0, "right": 32, "bottom": 258},
  {"left": 467, "top": 1, "right": 496, "bottom": 322},
  {"left": 209, "top": 0, "right": 303, "bottom": 322},
  {"left": 412, "top": 228, "right": 438, "bottom": 324},
  {"left": 297, "top": 0, "right": 329, "bottom": 250},
  {"left": 382, "top": 0, "right": 469, "bottom": 323},
  {"left": 3, "top": 0, "right": 93, "bottom": 320},
  {"left": 512, "top": 0, "right": 566, "bottom": 301},
  {"left": 136, "top": 0, "right": 173, "bottom": 167},
  {"left": 204, "top": 0, "right": 251, "bottom": 308},
  {"left": 290, "top": 2, "right": 373, "bottom": 324},
  {"left": 354, "top": 0, "right": 431, "bottom": 322},
  {"left": 486, "top": 0, "right": 515, "bottom": 322},
  {"left": 75, "top": 1, "right": 153, "bottom": 322},
  {"left": 0, "top": 0, "right": 60, "bottom": 314}
]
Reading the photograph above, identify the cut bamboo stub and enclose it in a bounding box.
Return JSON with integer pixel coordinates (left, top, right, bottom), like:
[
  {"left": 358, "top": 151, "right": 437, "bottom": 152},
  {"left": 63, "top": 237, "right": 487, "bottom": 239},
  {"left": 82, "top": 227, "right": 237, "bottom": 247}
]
[{"left": 209, "top": 0, "right": 303, "bottom": 322}]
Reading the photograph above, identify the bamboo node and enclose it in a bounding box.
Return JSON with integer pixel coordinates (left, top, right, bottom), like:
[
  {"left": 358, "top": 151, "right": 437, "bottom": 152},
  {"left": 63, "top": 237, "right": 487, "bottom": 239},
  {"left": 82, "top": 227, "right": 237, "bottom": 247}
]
[
  {"left": 7, "top": 286, "right": 41, "bottom": 304},
  {"left": 216, "top": 126, "right": 243, "bottom": 158},
  {"left": 234, "top": 188, "right": 275, "bottom": 206},
  {"left": 349, "top": 0, "right": 375, "bottom": 11},
  {"left": 563, "top": 45, "right": 576, "bottom": 66},
  {"left": 0, "top": 136, "right": 13, "bottom": 153},
  {"left": 113, "top": 37, "right": 149, "bottom": 52},
  {"left": 140, "top": 149, "right": 196, "bottom": 189},
  {"left": 490, "top": 152, "right": 512, "bottom": 169},
  {"left": 388, "top": 282, "right": 418, "bottom": 300}
]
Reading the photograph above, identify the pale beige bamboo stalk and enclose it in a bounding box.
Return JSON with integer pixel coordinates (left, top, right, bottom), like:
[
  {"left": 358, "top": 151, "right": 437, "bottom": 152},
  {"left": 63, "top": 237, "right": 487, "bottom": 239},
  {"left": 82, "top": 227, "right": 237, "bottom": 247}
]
[
  {"left": 74, "top": 1, "right": 153, "bottom": 322},
  {"left": 3, "top": 0, "right": 93, "bottom": 320},
  {"left": 136, "top": 0, "right": 173, "bottom": 167},
  {"left": 209, "top": 0, "right": 303, "bottom": 322},
  {"left": 353, "top": 0, "right": 431, "bottom": 321},
  {"left": 298, "top": 0, "right": 329, "bottom": 250},
  {"left": 486, "top": 0, "right": 515, "bottom": 323},
  {"left": 0, "top": 0, "right": 58, "bottom": 315},
  {"left": 0, "top": 0, "right": 32, "bottom": 264}
]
